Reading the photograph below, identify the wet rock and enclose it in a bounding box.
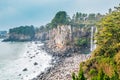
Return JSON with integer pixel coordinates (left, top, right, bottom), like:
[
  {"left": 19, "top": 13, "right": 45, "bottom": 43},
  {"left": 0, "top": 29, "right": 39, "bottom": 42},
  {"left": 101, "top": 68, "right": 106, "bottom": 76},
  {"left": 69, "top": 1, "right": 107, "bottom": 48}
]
[
  {"left": 33, "top": 55, "right": 35, "bottom": 58},
  {"left": 29, "top": 60, "right": 32, "bottom": 62},
  {"left": 35, "top": 42, "right": 37, "bottom": 44},
  {"left": 30, "top": 57, "right": 33, "bottom": 59},
  {"left": 18, "top": 74, "right": 21, "bottom": 76},
  {"left": 34, "top": 62, "right": 38, "bottom": 65},
  {"left": 23, "top": 68, "right": 28, "bottom": 71},
  {"left": 32, "top": 78, "right": 37, "bottom": 80},
  {"left": 36, "top": 52, "right": 39, "bottom": 55},
  {"left": 66, "top": 74, "right": 71, "bottom": 78},
  {"left": 38, "top": 72, "right": 44, "bottom": 79}
]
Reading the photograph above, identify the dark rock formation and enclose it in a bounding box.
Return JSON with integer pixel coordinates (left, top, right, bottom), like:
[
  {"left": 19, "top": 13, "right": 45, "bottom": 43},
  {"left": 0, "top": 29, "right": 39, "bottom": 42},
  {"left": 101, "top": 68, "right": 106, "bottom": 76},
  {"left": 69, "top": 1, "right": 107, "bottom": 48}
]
[
  {"left": 34, "top": 62, "right": 38, "bottom": 65},
  {"left": 23, "top": 68, "right": 28, "bottom": 71}
]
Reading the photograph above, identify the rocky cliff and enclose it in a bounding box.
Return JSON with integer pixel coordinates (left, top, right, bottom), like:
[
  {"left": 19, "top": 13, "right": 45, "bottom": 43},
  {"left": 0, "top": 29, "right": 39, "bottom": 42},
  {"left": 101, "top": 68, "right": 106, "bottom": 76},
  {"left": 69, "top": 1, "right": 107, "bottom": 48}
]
[
  {"left": 47, "top": 25, "right": 72, "bottom": 51},
  {"left": 3, "top": 33, "right": 33, "bottom": 42},
  {"left": 37, "top": 25, "right": 91, "bottom": 52},
  {"left": 9, "top": 33, "right": 31, "bottom": 41},
  {"left": 35, "top": 31, "right": 49, "bottom": 41}
]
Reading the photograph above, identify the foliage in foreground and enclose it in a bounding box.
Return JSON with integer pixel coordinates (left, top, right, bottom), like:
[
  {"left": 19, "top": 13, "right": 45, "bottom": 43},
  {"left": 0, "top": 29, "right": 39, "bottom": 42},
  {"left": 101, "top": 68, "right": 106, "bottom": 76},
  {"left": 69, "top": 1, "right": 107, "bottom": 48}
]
[
  {"left": 72, "top": 4, "right": 120, "bottom": 80},
  {"left": 72, "top": 65, "right": 86, "bottom": 80}
]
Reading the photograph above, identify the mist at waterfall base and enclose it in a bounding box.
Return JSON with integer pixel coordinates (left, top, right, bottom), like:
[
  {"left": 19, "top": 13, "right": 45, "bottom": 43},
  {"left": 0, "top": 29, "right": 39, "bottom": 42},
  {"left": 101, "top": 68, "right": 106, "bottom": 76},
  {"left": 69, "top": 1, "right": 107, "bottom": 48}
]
[{"left": 0, "top": 39, "right": 52, "bottom": 80}]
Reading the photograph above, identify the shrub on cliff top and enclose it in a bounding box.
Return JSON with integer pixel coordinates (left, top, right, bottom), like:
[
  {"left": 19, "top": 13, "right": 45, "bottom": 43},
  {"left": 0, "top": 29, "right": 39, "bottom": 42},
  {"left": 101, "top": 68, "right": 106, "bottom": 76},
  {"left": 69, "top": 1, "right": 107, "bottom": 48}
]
[{"left": 51, "top": 11, "right": 70, "bottom": 28}]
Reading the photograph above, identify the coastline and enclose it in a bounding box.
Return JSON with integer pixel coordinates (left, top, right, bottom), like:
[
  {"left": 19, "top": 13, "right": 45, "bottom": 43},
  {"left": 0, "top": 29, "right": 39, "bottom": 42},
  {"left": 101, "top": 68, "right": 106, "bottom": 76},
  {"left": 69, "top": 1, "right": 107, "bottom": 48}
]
[
  {"left": 0, "top": 41, "right": 52, "bottom": 80},
  {"left": 32, "top": 43, "right": 91, "bottom": 80},
  {"left": 0, "top": 40, "right": 91, "bottom": 80}
]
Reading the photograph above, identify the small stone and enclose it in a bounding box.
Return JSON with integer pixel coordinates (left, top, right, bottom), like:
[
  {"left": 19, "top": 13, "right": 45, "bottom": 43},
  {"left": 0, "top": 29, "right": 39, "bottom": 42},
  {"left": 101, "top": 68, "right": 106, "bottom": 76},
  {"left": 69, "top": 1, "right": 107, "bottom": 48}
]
[
  {"left": 33, "top": 56, "right": 35, "bottom": 58},
  {"left": 34, "top": 62, "right": 38, "bottom": 65},
  {"left": 18, "top": 74, "right": 21, "bottom": 76},
  {"left": 23, "top": 68, "right": 28, "bottom": 71},
  {"left": 36, "top": 52, "right": 39, "bottom": 54}
]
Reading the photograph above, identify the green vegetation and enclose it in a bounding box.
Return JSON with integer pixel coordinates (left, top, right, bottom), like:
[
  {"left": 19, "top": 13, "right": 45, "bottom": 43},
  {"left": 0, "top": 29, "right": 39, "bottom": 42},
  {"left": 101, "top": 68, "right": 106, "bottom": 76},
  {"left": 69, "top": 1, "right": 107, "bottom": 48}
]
[
  {"left": 72, "top": 4, "right": 120, "bottom": 80},
  {"left": 74, "top": 38, "right": 89, "bottom": 47},
  {"left": 47, "top": 11, "right": 70, "bottom": 29},
  {"left": 51, "top": 11, "right": 70, "bottom": 26},
  {"left": 94, "top": 5, "right": 120, "bottom": 57},
  {"left": 5, "top": 11, "right": 103, "bottom": 43},
  {"left": 72, "top": 65, "right": 86, "bottom": 80},
  {"left": 71, "top": 12, "right": 103, "bottom": 27},
  {"left": 89, "top": 69, "right": 97, "bottom": 75},
  {"left": 9, "top": 25, "right": 35, "bottom": 37},
  {"left": 44, "top": 11, "right": 103, "bottom": 49},
  {"left": 35, "top": 25, "right": 46, "bottom": 33},
  {"left": 8, "top": 25, "right": 35, "bottom": 41},
  {"left": 45, "top": 11, "right": 103, "bottom": 29}
]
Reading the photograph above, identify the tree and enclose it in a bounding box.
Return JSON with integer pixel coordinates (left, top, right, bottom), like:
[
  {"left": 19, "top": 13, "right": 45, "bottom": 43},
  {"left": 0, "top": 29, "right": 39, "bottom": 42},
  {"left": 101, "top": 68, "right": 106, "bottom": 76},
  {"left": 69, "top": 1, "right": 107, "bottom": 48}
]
[
  {"left": 114, "top": 4, "right": 120, "bottom": 11},
  {"left": 109, "top": 8, "right": 112, "bottom": 13},
  {"left": 9, "top": 25, "right": 35, "bottom": 40},
  {"left": 51, "top": 11, "right": 70, "bottom": 28},
  {"left": 88, "top": 13, "right": 96, "bottom": 20},
  {"left": 94, "top": 4, "right": 120, "bottom": 56}
]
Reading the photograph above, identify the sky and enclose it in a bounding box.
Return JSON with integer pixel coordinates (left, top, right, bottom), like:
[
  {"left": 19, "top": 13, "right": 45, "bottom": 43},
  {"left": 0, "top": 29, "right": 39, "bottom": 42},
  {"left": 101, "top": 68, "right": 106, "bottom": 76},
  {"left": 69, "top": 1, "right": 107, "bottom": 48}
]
[{"left": 0, "top": 0, "right": 120, "bottom": 31}]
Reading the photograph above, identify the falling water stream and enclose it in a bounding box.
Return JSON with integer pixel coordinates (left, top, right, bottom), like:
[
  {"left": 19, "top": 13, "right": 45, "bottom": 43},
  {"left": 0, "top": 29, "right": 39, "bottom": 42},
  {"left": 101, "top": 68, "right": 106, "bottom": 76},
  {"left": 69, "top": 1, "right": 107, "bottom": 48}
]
[{"left": 90, "top": 26, "right": 97, "bottom": 52}]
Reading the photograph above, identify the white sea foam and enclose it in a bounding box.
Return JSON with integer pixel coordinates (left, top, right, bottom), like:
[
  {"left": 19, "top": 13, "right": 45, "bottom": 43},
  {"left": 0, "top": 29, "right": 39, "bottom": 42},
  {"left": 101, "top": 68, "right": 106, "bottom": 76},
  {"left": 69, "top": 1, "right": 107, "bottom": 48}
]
[{"left": 0, "top": 41, "right": 52, "bottom": 80}]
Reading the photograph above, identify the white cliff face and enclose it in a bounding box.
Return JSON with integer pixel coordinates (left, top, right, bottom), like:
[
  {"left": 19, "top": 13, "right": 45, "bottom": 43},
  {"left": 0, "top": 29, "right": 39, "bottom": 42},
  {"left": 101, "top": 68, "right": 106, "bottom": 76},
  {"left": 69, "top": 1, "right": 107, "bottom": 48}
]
[
  {"left": 9, "top": 34, "right": 31, "bottom": 41},
  {"left": 35, "top": 32, "right": 49, "bottom": 41},
  {"left": 46, "top": 25, "right": 91, "bottom": 52},
  {"left": 55, "top": 25, "right": 72, "bottom": 48},
  {"left": 48, "top": 25, "right": 72, "bottom": 51}
]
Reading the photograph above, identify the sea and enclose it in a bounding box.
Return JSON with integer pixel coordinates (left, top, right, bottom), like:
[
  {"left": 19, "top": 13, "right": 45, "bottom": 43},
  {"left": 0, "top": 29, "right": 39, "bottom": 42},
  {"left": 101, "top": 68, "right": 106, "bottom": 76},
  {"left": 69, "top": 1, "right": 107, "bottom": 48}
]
[{"left": 0, "top": 39, "right": 52, "bottom": 80}]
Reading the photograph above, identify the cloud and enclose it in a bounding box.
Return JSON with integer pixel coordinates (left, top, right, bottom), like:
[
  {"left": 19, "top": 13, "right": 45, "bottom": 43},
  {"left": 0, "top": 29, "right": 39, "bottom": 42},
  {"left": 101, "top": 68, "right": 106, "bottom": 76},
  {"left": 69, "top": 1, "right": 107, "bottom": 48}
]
[{"left": 0, "top": 0, "right": 120, "bottom": 30}]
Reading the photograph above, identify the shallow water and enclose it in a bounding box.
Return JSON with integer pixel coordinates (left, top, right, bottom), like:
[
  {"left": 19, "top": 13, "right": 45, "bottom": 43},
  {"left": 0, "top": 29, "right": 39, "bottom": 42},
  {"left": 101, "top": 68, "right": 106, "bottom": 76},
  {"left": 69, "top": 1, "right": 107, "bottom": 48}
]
[{"left": 0, "top": 39, "right": 52, "bottom": 80}]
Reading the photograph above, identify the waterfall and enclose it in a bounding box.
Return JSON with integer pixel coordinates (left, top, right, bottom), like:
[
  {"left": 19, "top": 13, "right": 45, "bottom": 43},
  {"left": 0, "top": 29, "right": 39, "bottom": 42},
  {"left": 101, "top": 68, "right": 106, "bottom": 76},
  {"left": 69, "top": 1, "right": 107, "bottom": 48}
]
[
  {"left": 94, "top": 27, "right": 97, "bottom": 49},
  {"left": 90, "top": 27, "right": 94, "bottom": 51},
  {"left": 90, "top": 26, "right": 97, "bottom": 52}
]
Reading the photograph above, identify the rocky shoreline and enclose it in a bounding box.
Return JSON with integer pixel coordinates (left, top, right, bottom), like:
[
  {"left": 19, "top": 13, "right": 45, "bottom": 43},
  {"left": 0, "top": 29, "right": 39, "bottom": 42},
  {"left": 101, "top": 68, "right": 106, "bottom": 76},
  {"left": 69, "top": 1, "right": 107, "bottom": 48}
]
[{"left": 32, "top": 43, "right": 91, "bottom": 80}]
